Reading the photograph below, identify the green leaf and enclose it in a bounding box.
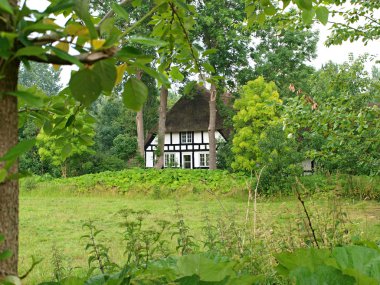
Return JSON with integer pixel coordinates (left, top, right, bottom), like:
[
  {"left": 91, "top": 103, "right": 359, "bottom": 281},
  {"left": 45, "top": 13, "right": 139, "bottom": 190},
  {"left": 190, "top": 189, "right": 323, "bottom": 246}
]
[
  {"left": 282, "top": 0, "right": 291, "bottom": 9},
  {"left": 116, "top": 46, "right": 153, "bottom": 62},
  {"left": 169, "top": 66, "right": 184, "bottom": 82},
  {"left": 8, "top": 90, "right": 44, "bottom": 107},
  {"left": 298, "top": 0, "right": 313, "bottom": 10},
  {"left": 61, "top": 144, "right": 72, "bottom": 160},
  {"left": 332, "top": 246, "right": 380, "bottom": 284},
  {"left": 264, "top": 5, "right": 277, "bottom": 16},
  {"left": 129, "top": 36, "right": 168, "bottom": 47},
  {"left": 69, "top": 69, "right": 102, "bottom": 106},
  {"left": 315, "top": 6, "right": 329, "bottom": 25},
  {"left": 289, "top": 265, "right": 355, "bottom": 285},
  {"left": 202, "top": 62, "right": 215, "bottom": 74},
  {"left": 111, "top": 3, "right": 129, "bottom": 20},
  {"left": 202, "top": 48, "right": 218, "bottom": 56},
  {"left": 0, "top": 139, "right": 36, "bottom": 162},
  {"left": 15, "top": 46, "right": 45, "bottom": 57},
  {"left": 0, "top": 168, "right": 7, "bottom": 183},
  {"left": 43, "top": 120, "right": 53, "bottom": 135},
  {"left": 65, "top": 115, "right": 76, "bottom": 128},
  {"left": 74, "top": 0, "right": 97, "bottom": 39},
  {"left": 302, "top": 9, "right": 315, "bottom": 25},
  {"left": 49, "top": 46, "right": 84, "bottom": 68},
  {"left": 79, "top": 135, "right": 93, "bottom": 146},
  {"left": 92, "top": 59, "right": 117, "bottom": 95},
  {"left": 122, "top": 78, "right": 148, "bottom": 111},
  {"left": 45, "top": 0, "right": 75, "bottom": 14},
  {"left": 0, "top": 0, "right": 13, "bottom": 15},
  {"left": 23, "top": 23, "right": 61, "bottom": 34},
  {"left": 135, "top": 63, "right": 170, "bottom": 87},
  {"left": 184, "top": 81, "right": 197, "bottom": 95}
]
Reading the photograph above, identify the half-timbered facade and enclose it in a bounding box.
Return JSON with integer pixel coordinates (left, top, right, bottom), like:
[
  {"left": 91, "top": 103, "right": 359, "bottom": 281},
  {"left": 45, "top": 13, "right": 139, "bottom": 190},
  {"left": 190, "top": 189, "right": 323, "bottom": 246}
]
[{"left": 145, "top": 87, "right": 229, "bottom": 169}]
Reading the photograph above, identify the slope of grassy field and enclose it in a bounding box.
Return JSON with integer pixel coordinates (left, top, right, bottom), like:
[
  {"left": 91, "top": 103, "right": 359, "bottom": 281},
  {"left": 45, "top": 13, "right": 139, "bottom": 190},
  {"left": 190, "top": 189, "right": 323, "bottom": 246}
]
[{"left": 19, "top": 177, "right": 380, "bottom": 284}]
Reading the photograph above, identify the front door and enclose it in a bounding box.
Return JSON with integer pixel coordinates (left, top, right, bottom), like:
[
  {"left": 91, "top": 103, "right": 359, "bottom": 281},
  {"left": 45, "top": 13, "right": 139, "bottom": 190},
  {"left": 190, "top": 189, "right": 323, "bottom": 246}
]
[{"left": 183, "top": 154, "right": 192, "bottom": 169}]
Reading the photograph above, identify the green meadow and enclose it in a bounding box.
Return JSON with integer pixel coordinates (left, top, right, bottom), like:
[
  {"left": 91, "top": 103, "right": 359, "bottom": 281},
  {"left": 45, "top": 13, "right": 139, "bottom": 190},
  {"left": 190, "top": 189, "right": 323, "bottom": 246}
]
[{"left": 19, "top": 173, "right": 380, "bottom": 284}]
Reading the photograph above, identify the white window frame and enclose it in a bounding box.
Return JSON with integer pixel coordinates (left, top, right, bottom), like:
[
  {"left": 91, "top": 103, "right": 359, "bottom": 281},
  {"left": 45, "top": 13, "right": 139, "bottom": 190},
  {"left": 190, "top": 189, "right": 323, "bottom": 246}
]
[
  {"left": 199, "top": 153, "right": 209, "bottom": 167},
  {"left": 164, "top": 153, "right": 176, "bottom": 167},
  {"left": 180, "top": 132, "right": 192, "bottom": 144}
]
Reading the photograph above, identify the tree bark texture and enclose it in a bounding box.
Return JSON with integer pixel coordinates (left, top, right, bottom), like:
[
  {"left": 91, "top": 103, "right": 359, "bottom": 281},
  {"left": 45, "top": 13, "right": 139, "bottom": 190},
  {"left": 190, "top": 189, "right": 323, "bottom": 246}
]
[
  {"left": 208, "top": 84, "right": 217, "bottom": 170},
  {"left": 0, "top": 60, "right": 20, "bottom": 278},
  {"left": 0, "top": 0, "right": 20, "bottom": 277},
  {"left": 135, "top": 71, "right": 145, "bottom": 158},
  {"left": 154, "top": 86, "right": 168, "bottom": 169}
]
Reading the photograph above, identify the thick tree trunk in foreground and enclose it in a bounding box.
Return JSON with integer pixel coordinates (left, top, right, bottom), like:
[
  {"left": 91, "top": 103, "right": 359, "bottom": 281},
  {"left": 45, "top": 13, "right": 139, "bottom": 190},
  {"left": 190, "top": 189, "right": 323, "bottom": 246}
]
[
  {"left": 154, "top": 86, "right": 168, "bottom": 169},
  {"left": 208, "top": 84, "right": 217, "bottom": 170},
  {"left": 135, "top": 71, "right": 145, "bottom": 158},
  {"left": 0, "top": 59, "right": 20, "bottom": 278}
]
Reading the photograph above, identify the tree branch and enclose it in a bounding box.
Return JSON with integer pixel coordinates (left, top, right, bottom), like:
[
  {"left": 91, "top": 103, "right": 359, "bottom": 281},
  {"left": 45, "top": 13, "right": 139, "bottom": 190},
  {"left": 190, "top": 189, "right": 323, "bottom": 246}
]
[
  {"left": 26, "top": 47, "right": 119, "bottom": 66},
  {"left": 29, "top": 34, "right": 62, "bottom": 45},
  {"left": 169, "top": 2, "right": 205, "bottom": 81}
]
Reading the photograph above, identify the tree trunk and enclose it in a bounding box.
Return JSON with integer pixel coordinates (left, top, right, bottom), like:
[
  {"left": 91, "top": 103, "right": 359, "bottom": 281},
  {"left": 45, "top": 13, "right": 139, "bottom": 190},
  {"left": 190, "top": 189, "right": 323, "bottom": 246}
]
[
  {"left": 154, "top": 86, "right": 168, "bottom": 169},
  {"left": 208, "top": 84, "right": 217, "bottom": 170},
  {"left": 136, "top": 110, "right": 144, "bottom": 157},
  {"left": 61, "top": 161, "right": 67, "bottom": 178},
  {"left": 135, "top": 71, "right": 145, "bottom": 159},
  {"left": 0, "top": 60, "right": 20, "bottom": 278}
]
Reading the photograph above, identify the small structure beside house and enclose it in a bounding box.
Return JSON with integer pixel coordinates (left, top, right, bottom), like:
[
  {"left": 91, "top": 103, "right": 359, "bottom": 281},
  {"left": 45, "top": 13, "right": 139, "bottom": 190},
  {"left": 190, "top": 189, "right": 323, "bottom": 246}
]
[{"left": 144, "top": 87, "right": 228, "bottom": 169}]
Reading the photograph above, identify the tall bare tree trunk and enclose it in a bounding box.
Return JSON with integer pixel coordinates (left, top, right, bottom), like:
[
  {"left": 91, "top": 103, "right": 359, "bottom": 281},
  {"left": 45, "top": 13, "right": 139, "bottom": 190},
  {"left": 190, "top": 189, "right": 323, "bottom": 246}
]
[
  {"left": 135, "top": 71, "right": 145, "bottom": 158},
  {"left": 154, "top": 86, "right": 168, "bottom": 169},
  {"left": 0, "top": 60, "right": 20, "bottom": 278},
  {"left": 208, "top": 84, "right": 217, "bottom": 170}
]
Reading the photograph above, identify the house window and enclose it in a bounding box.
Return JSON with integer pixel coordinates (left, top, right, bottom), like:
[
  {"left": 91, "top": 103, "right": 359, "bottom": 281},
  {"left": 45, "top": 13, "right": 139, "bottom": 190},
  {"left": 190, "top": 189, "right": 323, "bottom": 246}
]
[
  {"left": 180, "top": 132, "right": 192, "bottom": 144},
  {"left": 199, "top": 153, "right": 209, "bottom": 167},
  {"left": 165, "top": 153, "right": 177, "bottom": 167}
]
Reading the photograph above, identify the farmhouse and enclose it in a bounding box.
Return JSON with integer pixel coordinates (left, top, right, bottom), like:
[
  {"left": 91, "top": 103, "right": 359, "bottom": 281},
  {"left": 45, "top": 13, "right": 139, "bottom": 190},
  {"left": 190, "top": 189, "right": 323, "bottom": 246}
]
[{"left": 144, "top": 87, "right": 229, "bottom": 169}]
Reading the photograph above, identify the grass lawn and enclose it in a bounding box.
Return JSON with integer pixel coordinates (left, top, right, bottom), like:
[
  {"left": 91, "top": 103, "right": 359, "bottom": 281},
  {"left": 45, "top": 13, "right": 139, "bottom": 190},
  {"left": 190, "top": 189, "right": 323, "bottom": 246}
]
[{"left": 19, "top": 187, "right": 380, "bottom": 284}]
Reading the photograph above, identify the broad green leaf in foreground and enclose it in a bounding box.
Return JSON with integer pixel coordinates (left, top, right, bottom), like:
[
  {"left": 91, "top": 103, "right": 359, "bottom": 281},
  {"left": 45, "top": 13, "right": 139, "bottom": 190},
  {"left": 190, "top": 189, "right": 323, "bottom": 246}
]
[
  {"left": 0, "top": 0, "right": 13, "bottom": 15},
  {"left": 122, "top": 78, "right": 148, "bottom": 111},
  {"left": 92, "top": 59, "right": 117, "bottom": 95},
  {"left": 69, "top": 69, "right": 102, "bottom": 106},
  {"left": 0, "top": 139, "right": 36, "bottom": 162}
]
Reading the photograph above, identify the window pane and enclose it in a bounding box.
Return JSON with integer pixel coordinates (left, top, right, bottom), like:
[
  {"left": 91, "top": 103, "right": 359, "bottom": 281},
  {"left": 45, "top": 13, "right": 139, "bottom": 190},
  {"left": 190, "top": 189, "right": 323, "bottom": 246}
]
[
  {"left": 181, "top": 133, "right": 187, "bottom": 143},
  {"left": 187, "top": 132, "right": 192, "bottom": 143}
]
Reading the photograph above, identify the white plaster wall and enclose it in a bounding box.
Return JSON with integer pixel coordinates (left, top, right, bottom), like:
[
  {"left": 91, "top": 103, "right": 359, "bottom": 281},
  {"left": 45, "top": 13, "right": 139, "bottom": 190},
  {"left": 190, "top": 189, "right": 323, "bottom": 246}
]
[
  {"left": 194, "top": 132, "right": 202, "bottom": 143},
  {"left": 172, "top": 133, "right": 179, "bottom": 144},
  {"left": 146, "top": 152, "right": 154, "bottom": 167},
  {"left": 202, "top": 131, "right": 224, "bottom": 144},
  {"left": 151, "top": 133, "right": 171, "bottom": 145}
]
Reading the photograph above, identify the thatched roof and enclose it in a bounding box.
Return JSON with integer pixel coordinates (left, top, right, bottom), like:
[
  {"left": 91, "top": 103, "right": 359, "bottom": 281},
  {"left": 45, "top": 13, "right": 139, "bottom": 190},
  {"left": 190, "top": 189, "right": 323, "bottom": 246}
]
[{"left": 145, "top": 86, "right": 229, "bottom": 146}]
